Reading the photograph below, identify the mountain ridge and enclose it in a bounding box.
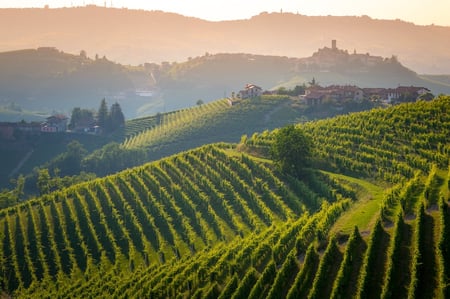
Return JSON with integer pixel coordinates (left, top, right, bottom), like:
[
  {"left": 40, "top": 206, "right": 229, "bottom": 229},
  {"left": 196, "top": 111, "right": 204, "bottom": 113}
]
[{"left": 1, "top": 7, "right": 450, "bottom": 73}]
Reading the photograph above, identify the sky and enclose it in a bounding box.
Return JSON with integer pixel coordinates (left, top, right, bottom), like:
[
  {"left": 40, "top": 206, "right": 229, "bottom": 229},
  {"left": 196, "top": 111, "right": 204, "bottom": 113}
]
[{"left": 1, "top": 0, "right": 449, "bottom": 26}]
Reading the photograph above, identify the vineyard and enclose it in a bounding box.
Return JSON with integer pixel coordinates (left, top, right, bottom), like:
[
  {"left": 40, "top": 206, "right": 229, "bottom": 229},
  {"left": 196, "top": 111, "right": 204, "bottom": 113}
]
[
  {"left": 110, "top": 113, "right": 159, "bottom": 142},
  {"left": 122, "top": 99, "right": 230, "bottom": 148},
  {"left": 119, "top": 95, "right": 297, "bottom": 157},
  {"left": 0, "top": 144, "right": 348, "bottom": 295},
  {"left": 1, "top": 96, "right": 450, "bottom": 297}
]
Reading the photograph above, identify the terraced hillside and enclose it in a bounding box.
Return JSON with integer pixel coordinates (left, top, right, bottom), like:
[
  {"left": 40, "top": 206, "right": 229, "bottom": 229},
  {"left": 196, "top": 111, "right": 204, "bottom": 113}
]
[
  {"left": 1, "top": 96, "right": 449, "bottom": 297},
  {"left": 118, "top": 95, "right": 303, "bottom": 158},
  {"left": 0, "top": 144, "right": 351, "bottom": 295},
  {"left": 17, "top": 165, "right": 450, "bottom": 299},
  {"left": 122, "top": 99, "right": 230, "bottom": 148}
]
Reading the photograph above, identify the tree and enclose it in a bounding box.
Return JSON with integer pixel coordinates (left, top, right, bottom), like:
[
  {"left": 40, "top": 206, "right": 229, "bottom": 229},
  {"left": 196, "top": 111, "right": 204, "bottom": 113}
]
[
  {"left": 49, "top": 140, "right": 87, "bottom": 176},
  {"left": 271, "top": 125, "right": 312, "bottom": 177},
  {"left": 69, "top": 107, "right": 81, "bottom": 129},
  {"left": 12, "top": 175, "right": 25, "bottom": 201},
  {"left": 109, "top": 102, "right": 125, "bottom": 131},
  {"left": 277, "top": 87, "right": 288, "bottom": 95},
  {"left": 97, "top": 98, "right": 109, "bottom": 130},
  {"left": 417, "top": 92, "right": 434, "bottom": 101},
  {"left": 196, "top": 99, "right": 204, "bottom": 106},
  {"left": 292, "top": 84, "right": 306, "bottom": 96},
  {"left": 37, "top": 168, "right": 51, "bottom": 196},
  {"left": 63, "top": 140, "right": 87, "bottom": 174},
  {"left": 0, "top": 175, "right": 25, "bottom": 208},
  {"left": 309, "top": 77, "right": 319, "bottom": 87},
  {"left": 0, "top": 190, "right": 16, "bottom": 209},
  {"left": 69, "top": 107, "right": 94, "bottom": 130}
]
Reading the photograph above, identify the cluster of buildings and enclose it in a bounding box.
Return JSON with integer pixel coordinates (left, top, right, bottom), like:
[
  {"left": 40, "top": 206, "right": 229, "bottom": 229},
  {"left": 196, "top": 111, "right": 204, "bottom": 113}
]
[
  {"left": 298, "top": 40, "right": 386, "bottom": 71},
  {"left": 0, "top": 114, "right": 68, "bottom": 140},
  {"left": 228, "top": 82, "right": 431, "bottom": 107},
  {"left": 303, "top": 85, "right": 431, "bottom": 106}
]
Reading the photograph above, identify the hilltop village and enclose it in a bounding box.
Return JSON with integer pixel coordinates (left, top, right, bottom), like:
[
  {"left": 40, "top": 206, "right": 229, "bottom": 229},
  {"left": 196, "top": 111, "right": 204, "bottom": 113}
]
[{"left": 229, "top": 81, "right": 431, "bottom": 106}]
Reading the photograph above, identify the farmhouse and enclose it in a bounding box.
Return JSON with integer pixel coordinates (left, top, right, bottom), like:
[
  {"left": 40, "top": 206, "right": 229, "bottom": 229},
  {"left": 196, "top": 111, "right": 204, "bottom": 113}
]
[
  {"left": 238, "top": 84, "right": 263, "bottom": 99},
  {"left": 41, "top": 114, "right": 68, "bottom": 133}
]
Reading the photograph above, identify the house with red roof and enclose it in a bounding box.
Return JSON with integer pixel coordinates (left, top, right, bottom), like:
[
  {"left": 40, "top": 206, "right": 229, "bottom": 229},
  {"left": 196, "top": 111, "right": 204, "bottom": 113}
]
[
  {"left": 238, "top": 84, "right": 263, "bottom": 99},
  {"left": 41, "top": 114, "right": 68, "bottom": 133}
]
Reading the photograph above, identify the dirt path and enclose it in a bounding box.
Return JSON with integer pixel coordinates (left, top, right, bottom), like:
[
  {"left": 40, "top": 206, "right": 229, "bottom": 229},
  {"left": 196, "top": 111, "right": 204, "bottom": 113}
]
[{"left": 9, "top": 149, "right": 34, "bottom": 177}]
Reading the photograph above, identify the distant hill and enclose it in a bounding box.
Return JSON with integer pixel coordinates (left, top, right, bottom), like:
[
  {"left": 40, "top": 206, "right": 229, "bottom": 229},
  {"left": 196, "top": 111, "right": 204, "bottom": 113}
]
[
  {"left": 1, "top": 45, "right": 449, "bottom": 119},
  {"left": 158, "top": 49, "right": 450, "bottom": 109},
  {"left": 1, "top": 7, "right": 450, "bottom": 74},
  {"left": 0, "top": 47, "right": 154, "bottom": 118}
]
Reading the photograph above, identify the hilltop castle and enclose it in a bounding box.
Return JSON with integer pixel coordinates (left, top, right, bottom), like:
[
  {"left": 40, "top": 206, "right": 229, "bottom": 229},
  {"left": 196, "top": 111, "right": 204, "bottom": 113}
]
[{"left": 299, "top": 40, "right": 386, "bottom": 70}]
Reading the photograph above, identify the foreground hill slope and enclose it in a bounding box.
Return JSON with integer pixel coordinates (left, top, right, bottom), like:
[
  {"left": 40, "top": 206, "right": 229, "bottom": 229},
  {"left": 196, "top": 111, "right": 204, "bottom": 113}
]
[
  {"left": 0, "top": 144, "right": 347, "bottom": 295},
  {"left": 2, "top": 96, "right": 450, "bottom": 297}
]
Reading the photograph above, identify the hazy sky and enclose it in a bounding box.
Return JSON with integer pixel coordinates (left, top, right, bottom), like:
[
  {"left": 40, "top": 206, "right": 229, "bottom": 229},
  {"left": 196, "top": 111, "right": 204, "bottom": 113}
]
[{"left": 1, "top": 0, "right": 449, "bottom": 26}]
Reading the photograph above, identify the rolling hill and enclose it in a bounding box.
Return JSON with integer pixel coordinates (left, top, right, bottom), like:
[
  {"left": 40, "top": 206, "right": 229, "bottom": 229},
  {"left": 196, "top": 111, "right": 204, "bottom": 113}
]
[
  {"left": 0, "top": 96, "right": 449, "bottom": 297},
  {"left": 1, "top": 93, "right": 374, "bottom": 191},
  {"left": 2, "top": 45, "right": 450, "bottom": 120},
  {"left": 0, "top": 47, "right": 151, "bottom": 119},
  {"left": 1, "top": 7, "right": 450, "bottom": 74},
  {"left": 157, "top": 50, "right": 450, "bottom": 110}
]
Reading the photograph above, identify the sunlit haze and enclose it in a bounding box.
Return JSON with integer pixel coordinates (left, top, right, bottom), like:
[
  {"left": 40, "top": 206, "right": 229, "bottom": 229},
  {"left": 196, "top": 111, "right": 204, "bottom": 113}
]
[{"left": 1, "top": 0, "right": 449, "bottom": 26}]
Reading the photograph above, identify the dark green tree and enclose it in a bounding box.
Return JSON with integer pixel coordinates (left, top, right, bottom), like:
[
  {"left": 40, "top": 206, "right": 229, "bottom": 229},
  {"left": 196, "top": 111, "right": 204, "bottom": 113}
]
[
  {"left": 36, "top": 168, "right": 51, "bottom": 196},
  {"left": 277, "top": 87, "right": 288, "bottom": 95},
  {"left": 12, "top": 175, "right": 25, "bottom": 201},
  {"left": 69, "top": 107, "right": 94, "bottom": 130},
  {"left": 109, "top": 102, "right": 125, "bottom": 131},
  {"left": 49, "top": 140, "right": 87, "bottom": 176},
  {"left": 417, "top": 92, "right": 434, "bottom": 101},
  {"left": 69, "top": 107, "right": 82, "bottom": 129},
  {"left": 292, "top": 84, "right": 306, "bottom": 96},
  {"left": 271, "top": 125, "right": 312, "bottom": 177},
  {"left": 0, "top": 175, "right": 25, "bottom": 208},
  {"left": 63, "top": 140, "right": 87, "bottom": 174},
  {"left": 97, "top": 98, "right": 109, "bottom": 130},
  {"left": 309, "top": 77, "right": 319, "bottom": 87},
  {"left": 0, "top": 190, "right": 16, "bottom": 209}
]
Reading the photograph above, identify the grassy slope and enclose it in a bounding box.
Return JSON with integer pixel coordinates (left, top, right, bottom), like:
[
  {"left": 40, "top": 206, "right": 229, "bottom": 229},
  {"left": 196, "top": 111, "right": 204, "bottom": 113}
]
[{"left": 325, "top": 171, "right": 385, "bottom": 235}]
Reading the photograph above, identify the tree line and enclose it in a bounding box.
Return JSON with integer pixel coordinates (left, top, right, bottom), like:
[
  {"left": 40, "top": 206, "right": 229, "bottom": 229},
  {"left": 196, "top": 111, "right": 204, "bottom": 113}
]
[{"left": 69, "top": 98, "right": 125, "bottom": 134}]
